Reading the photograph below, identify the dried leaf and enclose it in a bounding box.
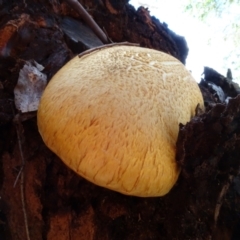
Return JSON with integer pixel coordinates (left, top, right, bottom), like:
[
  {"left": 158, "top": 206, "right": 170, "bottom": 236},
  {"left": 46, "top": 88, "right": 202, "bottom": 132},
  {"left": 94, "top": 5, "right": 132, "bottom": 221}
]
[{"left": 14, "top": 61, "right": 47, "bottom": 112}]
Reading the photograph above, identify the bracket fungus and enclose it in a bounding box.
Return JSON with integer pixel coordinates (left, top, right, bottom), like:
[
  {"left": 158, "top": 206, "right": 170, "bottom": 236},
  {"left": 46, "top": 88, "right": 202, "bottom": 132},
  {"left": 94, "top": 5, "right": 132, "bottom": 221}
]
[{"left": 37, "top": 45, "right": 203, "bottom": 197}]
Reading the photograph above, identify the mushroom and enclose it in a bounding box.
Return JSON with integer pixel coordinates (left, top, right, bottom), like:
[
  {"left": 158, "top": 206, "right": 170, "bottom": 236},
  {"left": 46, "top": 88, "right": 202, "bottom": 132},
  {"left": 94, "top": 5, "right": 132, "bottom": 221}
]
[{"left": 37, "top": 45, "right": 203, "bottom": 197}]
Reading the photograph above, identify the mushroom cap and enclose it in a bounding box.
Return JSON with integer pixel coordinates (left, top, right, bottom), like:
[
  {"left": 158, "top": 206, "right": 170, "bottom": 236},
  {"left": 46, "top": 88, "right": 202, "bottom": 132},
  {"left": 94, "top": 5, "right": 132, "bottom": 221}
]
[{"left": 37, "top": 45, "right": 203, "bottom": 197}]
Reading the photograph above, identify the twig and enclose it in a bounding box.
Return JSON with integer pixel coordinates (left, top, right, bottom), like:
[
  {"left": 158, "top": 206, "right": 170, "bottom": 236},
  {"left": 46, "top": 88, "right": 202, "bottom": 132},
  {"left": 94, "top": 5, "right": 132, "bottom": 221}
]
[
  {"left": 13, "top": 114, "right": 31, "bottom": 240},
  {"left": 14, "top": 165, "right": 24, "bottom": 188},
  {"left": 20, "top": 170, "right": 30, "bottom": 240},
  {"left": 213, "top": 175, "right": 234, "bottom": 229},
  {"left": 13, "top": 114, "right": 25, "bottom": 187},
  {"left": 78, "top": 42, "right": 140, "bottom": 58},
  {"left": 65, "top": 0, "right": 110, "bottom": 44},
  {"left": 102, "top": 27, "right": 113, "bottom": 43},
  {"left": 13, "top": 112, "right": 36, "bottom": 187}
]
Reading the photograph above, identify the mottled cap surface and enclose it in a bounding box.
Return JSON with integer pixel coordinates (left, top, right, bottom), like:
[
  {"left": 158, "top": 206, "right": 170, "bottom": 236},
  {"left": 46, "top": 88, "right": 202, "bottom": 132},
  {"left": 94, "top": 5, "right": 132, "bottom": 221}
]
[{"left": 37, "top": 45, "right": 203, "bottom": 197}]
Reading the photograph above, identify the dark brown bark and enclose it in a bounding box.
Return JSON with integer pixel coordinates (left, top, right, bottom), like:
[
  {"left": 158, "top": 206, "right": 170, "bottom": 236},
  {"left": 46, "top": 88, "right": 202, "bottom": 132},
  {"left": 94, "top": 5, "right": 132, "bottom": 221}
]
[{"left": 0, "top": 1, "right": 240, "bottom": 240}]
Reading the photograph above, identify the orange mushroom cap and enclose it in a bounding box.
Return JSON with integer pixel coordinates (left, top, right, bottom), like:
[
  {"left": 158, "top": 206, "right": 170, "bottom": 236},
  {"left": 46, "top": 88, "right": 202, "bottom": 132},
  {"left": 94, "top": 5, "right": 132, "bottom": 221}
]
[{"left": 37, "top": 45, "right": 203, "bottom": 197}]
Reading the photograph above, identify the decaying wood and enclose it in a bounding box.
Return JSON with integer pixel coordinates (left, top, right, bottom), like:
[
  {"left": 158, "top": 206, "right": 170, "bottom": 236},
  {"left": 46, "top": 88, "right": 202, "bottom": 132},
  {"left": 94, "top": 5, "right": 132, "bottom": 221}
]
[{"left": 0, "top": 0, "right": 240, "bottom": 239}]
